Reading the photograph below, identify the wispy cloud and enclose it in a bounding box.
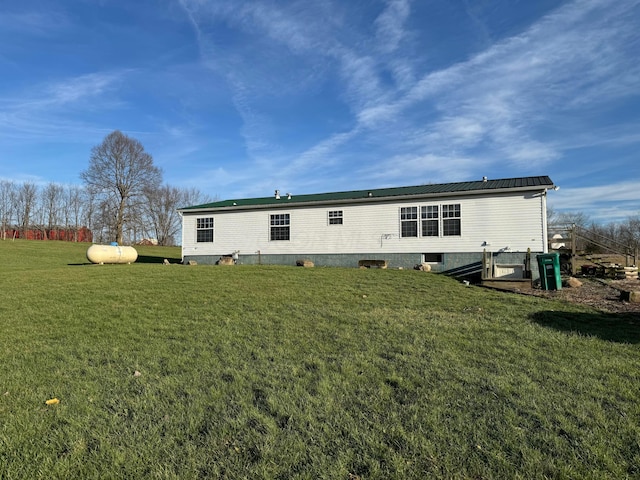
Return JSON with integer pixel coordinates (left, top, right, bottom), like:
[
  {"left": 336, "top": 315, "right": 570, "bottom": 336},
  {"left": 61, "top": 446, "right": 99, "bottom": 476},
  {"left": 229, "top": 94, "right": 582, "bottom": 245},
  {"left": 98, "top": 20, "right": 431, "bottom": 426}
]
[
  {"left": 0, "top": 10, "right": 70, "bottom": 36},
  {"left": 549, "top": 180, "right": 640, "bottom": 222},
  {"left": 0, "top": 71, "right": 129, "bottom": 140},
  {"left": 374, "top": 0, "right": 411, "bottom": 54},
  {"left": 355, "top": 0, "right": 638, "bottom": 177},
  {"left": 176, "top": 0, "right": 639, "bottom": 198},
  {"left": 46, "top": 72, "right": 127, "bottom": 106}
]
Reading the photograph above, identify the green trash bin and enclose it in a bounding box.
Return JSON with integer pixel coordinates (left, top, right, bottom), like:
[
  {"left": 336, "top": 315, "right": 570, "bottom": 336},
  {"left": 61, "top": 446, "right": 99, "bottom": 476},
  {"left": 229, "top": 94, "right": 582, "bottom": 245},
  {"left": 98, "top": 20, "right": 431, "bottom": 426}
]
[{"left": 537, "top": 253, "right": 562, "bottom": 290}]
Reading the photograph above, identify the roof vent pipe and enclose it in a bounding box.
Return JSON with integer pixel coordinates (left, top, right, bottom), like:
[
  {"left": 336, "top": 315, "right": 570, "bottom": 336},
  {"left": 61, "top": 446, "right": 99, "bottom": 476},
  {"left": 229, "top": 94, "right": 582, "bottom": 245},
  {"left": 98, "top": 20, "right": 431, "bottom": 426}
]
[{"left": 275, "top": 189, "right": 280, "bottom": 199}]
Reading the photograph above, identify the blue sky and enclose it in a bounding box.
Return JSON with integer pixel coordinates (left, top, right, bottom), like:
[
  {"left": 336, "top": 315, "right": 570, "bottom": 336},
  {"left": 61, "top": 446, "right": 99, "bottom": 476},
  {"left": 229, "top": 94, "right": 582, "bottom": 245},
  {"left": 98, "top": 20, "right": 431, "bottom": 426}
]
[{"left": 1, "top": 0, "right": 639, "bottom": 222}]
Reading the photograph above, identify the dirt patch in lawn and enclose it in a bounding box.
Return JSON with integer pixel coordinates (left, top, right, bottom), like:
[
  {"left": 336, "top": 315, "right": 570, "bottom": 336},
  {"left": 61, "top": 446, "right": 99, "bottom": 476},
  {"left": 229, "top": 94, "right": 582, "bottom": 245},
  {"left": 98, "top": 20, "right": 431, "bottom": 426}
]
[{"left": 531, "top": 278, "right": 640, "bottom": 314}]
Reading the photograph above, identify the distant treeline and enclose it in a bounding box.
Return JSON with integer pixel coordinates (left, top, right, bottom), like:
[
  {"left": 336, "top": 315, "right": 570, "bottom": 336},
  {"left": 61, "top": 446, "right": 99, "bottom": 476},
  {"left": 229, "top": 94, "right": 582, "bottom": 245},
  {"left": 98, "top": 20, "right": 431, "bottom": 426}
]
[
  {"left": 548, "top": 208, "right": 640, "bottom": 255},
  {"left": 0, "top": 180, "right": 213, "bottom": 246},
  {"left": 2, "top": 226, "right": 93, "bottom": 242}
]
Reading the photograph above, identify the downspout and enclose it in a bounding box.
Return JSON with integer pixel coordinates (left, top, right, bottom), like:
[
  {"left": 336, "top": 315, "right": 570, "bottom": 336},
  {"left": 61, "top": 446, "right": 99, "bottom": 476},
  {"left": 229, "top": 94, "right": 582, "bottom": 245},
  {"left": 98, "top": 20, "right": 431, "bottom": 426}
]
[
  {"left": 541, "top": 190, "right": 549, "bottom": 253},
  {"left": 178, "top": 210, "right": 185, "bottom": 263}
]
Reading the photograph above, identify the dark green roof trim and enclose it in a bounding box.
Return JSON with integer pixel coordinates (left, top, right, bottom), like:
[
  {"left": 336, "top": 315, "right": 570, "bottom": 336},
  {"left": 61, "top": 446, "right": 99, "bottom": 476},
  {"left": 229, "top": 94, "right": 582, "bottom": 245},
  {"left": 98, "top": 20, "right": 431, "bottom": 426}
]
[{"left": 179, "top": 176, "right": 554, "bottom": 212}]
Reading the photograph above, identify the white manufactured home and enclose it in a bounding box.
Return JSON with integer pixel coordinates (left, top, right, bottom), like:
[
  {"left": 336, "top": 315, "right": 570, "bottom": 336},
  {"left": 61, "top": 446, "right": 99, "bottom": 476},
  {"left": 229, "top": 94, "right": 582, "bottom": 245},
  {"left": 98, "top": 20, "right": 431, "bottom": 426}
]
[{"left": 179, "top": 176, "right": 556, "bottom": 280}]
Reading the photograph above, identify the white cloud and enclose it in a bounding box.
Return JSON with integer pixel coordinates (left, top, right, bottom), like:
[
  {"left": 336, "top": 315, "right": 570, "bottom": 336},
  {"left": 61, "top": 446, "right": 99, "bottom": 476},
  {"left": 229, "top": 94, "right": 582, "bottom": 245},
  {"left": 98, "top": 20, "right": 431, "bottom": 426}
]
[
  {"left": 374, "top": 0, "right": 411, "bottom": 54},
  {"left": 176, "top": 0, "right": 639, "bottom": 205},
  {"left": 1, "top": 71, "right": 127, "bottom": 110},
  {"left": 353, "top": 0, "right": 640, "bottom": 166},
  {"left": 46, "top": 72, "right": 126, "bottom": 106},
  {"left": 549, "top": 180, "right": 640, "bottom": 222},
  {"left": 365, "top": 153, "right": 479, "bottom": 185},
  {"left": 0, "top": 10, "right": 70, "bottom": 35},
  {"left": 0, "top": 71, "right": 131, "bottom": 143}
]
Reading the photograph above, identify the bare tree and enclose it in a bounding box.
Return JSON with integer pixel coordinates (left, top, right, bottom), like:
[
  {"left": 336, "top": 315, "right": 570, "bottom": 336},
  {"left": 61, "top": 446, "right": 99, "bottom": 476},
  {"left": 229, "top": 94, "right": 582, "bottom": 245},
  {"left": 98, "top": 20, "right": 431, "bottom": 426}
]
[
  {"left": 620, "top": 215, "right": 640, "bottom": 250},
  {"left": 82, "top": 188, "right": 98, "bottom": 235},
  {"left": 15, "top": 182, "right": 38, "bottom": 238},
  {"left": 143, "top": 185, "right": 181, "bottom": 246},
  {"left": 42, "top": 182, "right": 64, "bottom": 238},
  {"left": 81, "top": 130, "right": 162, "bottom": 244},
  {"left": 0, "top": 180, "right": 16, "bottom": 240},
  {"left": 551, "top": 211, "right": 590, "bottom": 228},
  {"left": 140, "top": 185, "right": 214, "bottom": 246},
  {"left": 68, "top": 185, "right": 87, "bottom": 241},
  {"left": 180, "top": 187, "right": 215, "bottom": 210}
]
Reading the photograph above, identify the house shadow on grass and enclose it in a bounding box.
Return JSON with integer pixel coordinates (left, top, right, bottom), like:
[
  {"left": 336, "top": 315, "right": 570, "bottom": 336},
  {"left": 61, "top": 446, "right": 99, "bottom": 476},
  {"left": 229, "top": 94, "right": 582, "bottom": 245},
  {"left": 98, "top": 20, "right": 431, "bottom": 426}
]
[
  {"left": 136, "top": 255, "right": 182, "bottom": 264},
  {"left": 68, "top": 256, "right": 182, "bottom": 265},
  {"left": 530, "top": 310, "right": 640, "bottom": 344}
]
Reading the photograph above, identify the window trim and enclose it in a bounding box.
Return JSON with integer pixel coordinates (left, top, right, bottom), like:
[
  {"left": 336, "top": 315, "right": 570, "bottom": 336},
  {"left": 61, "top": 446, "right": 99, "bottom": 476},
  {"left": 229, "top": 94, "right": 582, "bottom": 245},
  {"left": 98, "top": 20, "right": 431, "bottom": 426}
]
[
  {"left": 196, "top": 217, "right": 214, "bottom": 243},
  {"left": 270, "top": 213, "right": 291, "bottom": 241},
  {"left": 421, "top": 205, "right": 439, "bottom": 237},
  {"left": 442, "top": 204, "right": 461, "bottom": 236},
  {"left": 328, "top": 210, "right": 343, "bottom": 225},
  {"left": 400, "top": 206, "right": 418, "bottom": 238},
  {"left": 399, "top": 203, "right": 461, "bottom": 238}
]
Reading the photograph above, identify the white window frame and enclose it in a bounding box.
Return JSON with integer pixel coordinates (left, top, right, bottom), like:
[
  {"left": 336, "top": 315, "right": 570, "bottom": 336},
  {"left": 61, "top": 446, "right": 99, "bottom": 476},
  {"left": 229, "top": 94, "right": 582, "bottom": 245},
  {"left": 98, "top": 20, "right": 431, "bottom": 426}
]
[
  {"left": 400, "top": 206, "right": 418, "bottom": 237},
  {"left": 442, "top": 204, "right": 461, "bottom": 236},
  {"left": 399, "top": 203, "right": 461, "bottom": 238},
  {"left": 270, "top": 213, "right": 290, "bottom": 241},
  {"left": 421, "top": 205, "right": 439, "bottom": 237},
  {"left": 196, "top": 217, "right": 214, "bottom": 243},
  {"left": 328, "top": 210, "right": 343, "bottom": 225}
]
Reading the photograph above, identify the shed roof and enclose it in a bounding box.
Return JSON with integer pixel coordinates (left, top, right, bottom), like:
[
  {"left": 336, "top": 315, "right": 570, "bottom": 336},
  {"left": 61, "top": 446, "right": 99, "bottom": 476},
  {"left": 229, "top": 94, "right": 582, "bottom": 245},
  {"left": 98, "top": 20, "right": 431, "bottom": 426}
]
[{"left": 180, "top": 175, "right": 554, "bottom": 212}]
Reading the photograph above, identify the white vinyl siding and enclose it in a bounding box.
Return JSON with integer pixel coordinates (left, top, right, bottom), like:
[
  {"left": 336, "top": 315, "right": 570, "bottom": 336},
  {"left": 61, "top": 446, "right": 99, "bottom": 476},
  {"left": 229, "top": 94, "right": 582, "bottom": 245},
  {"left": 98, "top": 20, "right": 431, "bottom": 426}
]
[{"left": 181, "top": 191, "right": 546, "bottom": 257}]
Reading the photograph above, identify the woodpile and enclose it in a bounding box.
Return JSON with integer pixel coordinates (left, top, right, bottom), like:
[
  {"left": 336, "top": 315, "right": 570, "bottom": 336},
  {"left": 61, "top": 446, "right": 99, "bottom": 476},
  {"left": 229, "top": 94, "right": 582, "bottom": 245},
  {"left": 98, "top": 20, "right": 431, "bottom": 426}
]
[{"left": 616, "top": 266, "right": 638, "bottom": 280}]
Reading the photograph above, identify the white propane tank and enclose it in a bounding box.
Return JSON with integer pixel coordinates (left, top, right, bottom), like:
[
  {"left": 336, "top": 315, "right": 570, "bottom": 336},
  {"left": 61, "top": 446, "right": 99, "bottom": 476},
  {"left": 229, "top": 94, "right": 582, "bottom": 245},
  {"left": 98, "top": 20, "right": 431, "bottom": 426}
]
[{"left": 87, "top": 244, "right": 138, "bottom": 264}]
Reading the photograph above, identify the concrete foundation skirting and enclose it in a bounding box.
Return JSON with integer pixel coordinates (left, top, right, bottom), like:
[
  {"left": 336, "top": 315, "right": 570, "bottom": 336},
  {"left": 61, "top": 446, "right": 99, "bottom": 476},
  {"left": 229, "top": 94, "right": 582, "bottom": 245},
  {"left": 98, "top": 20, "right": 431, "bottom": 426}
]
[{"left": 183, "top": 251, "right": 544, "bottom": 281}]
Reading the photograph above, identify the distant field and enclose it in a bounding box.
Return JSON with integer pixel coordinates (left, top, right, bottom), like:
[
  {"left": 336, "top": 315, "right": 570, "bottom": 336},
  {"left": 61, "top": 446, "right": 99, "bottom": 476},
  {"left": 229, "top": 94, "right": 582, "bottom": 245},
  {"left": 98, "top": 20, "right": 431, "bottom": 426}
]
[{"left": 1, "top": 239, "right": 639, "bottom": 479}]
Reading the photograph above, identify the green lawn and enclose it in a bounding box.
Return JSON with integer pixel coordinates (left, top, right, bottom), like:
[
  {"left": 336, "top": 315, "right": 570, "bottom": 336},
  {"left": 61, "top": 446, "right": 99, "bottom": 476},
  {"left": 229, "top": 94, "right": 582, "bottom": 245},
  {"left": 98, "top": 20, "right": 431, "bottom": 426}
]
[{"left": 1, "top": 240, "right": 639, "bottom": 479}]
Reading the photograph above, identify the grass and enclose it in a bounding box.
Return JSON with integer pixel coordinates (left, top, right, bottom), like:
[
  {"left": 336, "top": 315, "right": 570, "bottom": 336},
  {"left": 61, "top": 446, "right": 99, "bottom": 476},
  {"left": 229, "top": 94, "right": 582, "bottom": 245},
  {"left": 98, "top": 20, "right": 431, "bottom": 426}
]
[{"left": 0, "top": 239, "right": 639, "bottom": 479}]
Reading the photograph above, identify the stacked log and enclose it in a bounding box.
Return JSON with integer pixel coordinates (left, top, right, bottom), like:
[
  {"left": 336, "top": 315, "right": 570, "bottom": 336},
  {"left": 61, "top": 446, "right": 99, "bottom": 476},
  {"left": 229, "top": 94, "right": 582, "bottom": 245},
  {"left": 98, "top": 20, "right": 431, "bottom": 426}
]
[{"left": 616, "top": 266, "right": 638, "bottom": 280}]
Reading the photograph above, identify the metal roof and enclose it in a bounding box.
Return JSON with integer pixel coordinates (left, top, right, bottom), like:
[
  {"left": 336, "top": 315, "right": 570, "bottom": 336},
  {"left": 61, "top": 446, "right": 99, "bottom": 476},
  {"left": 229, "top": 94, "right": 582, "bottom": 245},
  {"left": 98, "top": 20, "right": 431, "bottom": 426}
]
[{"left": 179, "top": 175, "right": 554, "bottom": 211}]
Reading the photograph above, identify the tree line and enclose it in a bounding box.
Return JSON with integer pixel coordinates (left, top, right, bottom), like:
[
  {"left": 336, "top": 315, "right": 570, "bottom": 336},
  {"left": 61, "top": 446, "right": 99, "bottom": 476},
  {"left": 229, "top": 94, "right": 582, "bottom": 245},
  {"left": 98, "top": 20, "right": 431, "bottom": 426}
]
[
  {"left": 1, "top": 131, "right": 213, "bottom": 246},
  {"left": 548, "top": 208, "right": 640, "bottom": 255}
]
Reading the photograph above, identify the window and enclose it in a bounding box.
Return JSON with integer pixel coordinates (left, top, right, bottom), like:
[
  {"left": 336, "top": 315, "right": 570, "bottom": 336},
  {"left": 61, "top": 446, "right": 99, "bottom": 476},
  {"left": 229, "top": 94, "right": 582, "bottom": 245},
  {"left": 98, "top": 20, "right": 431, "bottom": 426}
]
[
  {"left": 421, "top": 205, "right": 439, "bottom": 237},
  {"left": 328, "top": 210, "right": 343, "bottom": 225},
  {"left": 270, "top": 213, "right": 290, "bottom": 241},
  {"left": 423, "top": 253, "right": 443, "bottom": 263},
  {"left": 400, "top": 207, "right": 418, "bottom": 237},
  {"left": 442, "top": 204, "right": 461, "bottom": 236},
  {"left": 196, "top": 217, "right": 214, "bottom": 242},
  {"left": 400, "top": 203, "right": 461, "bottom": 238}
]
